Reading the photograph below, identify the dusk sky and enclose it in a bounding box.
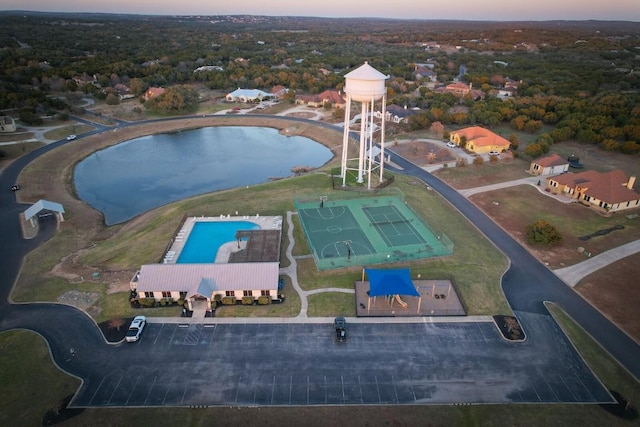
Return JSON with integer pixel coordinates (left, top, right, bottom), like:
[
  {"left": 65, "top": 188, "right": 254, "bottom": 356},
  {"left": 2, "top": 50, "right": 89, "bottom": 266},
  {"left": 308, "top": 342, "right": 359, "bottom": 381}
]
[{"left": 3, "top": 0, "right": 640, "bottom": 21}]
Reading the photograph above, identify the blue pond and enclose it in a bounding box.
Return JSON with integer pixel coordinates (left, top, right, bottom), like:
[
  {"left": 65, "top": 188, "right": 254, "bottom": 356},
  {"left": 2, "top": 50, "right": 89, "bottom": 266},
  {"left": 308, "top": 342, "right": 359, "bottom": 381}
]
[
  {"left": 177, "top": 221, "right": 259, "bottom": 264},
  {"left": 74, "top": 126, "right": 333, "bottom": 225}
]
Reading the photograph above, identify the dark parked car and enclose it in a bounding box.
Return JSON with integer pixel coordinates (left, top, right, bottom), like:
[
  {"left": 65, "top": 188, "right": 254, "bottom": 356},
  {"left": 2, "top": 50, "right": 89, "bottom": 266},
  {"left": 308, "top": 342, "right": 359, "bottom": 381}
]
[
  {"left": 334, "top": 317, "right": 346, "bottom": 342},
  {"left": 11, "top": 185, "right": 20, "bottom": 191}
]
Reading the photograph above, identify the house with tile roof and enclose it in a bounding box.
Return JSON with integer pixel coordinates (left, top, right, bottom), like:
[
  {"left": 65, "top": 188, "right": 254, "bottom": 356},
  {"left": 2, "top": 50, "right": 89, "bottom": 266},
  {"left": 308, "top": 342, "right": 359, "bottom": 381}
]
[
  {"left": 528, "top": 153, "right": 570, "bottom": 176},
  {"left": 546, "top": 170, "right": 640, "bottom": 213},
  {"left": 449, "top": 126, "right": 511, "bottom": 154},
  {"left": 142, "top": 87, "right": 165, "bottom": 101},
  {"left": 295, "top": 89, "right": 345, "bottom": 108},
  {"left": 435, "top": 82, "right": 485, "bottom": 100}
]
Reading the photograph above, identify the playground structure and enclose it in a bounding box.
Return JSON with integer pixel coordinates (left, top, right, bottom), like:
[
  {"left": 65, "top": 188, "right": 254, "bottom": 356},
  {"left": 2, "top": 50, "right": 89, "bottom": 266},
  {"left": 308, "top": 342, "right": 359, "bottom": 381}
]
[
  {"left": 355, "top": 268, "right": 465, "bottom": 317},
  {"left": 340, "top": 62, "right": 389, "bottom": 189},
  {"left": 390, "top": 294, "right": 408, "bottom": 308}
]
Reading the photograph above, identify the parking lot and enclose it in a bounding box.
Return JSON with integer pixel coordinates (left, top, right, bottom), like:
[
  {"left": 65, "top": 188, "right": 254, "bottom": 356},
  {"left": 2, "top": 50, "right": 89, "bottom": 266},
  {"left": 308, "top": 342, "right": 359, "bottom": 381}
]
[{"left": 69, "top": 314, "right": 613, "bottom": 407}]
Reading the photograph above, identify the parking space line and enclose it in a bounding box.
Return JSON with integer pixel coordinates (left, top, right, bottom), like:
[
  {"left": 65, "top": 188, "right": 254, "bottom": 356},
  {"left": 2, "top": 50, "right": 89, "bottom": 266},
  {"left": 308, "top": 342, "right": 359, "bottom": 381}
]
[
  {"left": 560, "top": 375, "right": 578, "bottom": 400},
  {"left": 153, "top": 323, "right": 165, "bottom": 345},
  {"left": 234, "top": 376, "right": 241, "bottom": 403},
  {"left": 288, "top": 376, "right": 293, "bottom": 405},
  {"left": 143, "top": 376, "right": 157, "bottom": 405},
  {"left": 89, "top": 377, "right": 106, "bottom": 405},
  {"left": 392, "top": 375, "right": 399, "bottom": 403},
  {"left": 375, "top": 375, "right": 381, "bottom": 403},
  {"left": 358, "top": 376, "right": 364, "bottom": 403},
  {"left": 180, "top": 383, "right": 187, "bottom": 404},
  {"left": 270, "top": 376, "right": 276, "bottom": 404},
  {"left": 162, "top": 375, "right": 173, "bottom": 404},
  {"left": 324, "top": 375, "right": 327, "bottom": 404},
  {"left": 125, "top": 377, "right": 141, "bottom": 405},
  {"left": 107, "top": 376, "right": 123, "bottom": 405}
]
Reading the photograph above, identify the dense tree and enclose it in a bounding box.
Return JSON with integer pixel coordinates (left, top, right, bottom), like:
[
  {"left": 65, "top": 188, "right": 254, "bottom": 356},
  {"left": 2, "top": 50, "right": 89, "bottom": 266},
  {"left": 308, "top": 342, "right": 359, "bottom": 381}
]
[{"left": 525, "top": 220, "right": 563, "bottom": 247}]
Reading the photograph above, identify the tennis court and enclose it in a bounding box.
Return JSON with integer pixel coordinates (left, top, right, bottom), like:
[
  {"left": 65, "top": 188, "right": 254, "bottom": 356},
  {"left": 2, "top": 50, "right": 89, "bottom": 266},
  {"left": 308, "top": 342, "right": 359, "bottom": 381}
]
[{"left": 295, "top": 195, "right": 453, "bottom": 270}]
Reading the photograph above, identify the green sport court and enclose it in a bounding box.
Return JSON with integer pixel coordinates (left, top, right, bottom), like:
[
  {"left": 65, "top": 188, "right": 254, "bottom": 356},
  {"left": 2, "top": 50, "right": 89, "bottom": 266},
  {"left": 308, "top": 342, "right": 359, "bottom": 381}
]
[{"left": 295, "top": 195, "right": 453, "bottom": 270}]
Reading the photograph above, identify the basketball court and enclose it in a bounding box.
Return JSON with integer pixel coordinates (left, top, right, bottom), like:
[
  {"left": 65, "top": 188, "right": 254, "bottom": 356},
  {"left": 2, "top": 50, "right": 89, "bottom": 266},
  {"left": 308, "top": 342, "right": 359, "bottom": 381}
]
[{"left": 295, "top": 195, "right": 453, "bottom": 270}]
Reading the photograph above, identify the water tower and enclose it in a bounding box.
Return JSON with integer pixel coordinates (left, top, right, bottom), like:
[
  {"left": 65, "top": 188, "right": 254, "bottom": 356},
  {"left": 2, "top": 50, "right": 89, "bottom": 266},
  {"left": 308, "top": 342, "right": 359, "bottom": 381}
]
[{"left": 340, "top": 62, "right": 389, "bottom": 189}]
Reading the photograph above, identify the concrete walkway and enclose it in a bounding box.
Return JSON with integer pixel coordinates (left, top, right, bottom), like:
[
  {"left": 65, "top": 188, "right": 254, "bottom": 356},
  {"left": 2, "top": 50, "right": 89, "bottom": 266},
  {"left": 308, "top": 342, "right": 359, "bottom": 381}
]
[
  {"left": 148, "top": 209, "right": 492, "bottom": 325},
  {"left": 456, "top": 174, "right": 640, "bottom": 288},
  {"left": 554, "top": 239, "right": 640, "bottom": 287}
]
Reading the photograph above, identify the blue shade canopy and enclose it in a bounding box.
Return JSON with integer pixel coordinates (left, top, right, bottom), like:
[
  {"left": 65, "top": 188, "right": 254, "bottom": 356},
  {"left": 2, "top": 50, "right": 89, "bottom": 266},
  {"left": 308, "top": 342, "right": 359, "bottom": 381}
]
[{"left": 365, "top": 268, "right": 420, "bottom": 297}]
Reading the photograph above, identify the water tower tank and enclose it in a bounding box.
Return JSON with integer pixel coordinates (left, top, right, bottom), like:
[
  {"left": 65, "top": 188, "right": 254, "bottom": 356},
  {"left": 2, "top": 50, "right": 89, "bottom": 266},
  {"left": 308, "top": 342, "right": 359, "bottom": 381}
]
[{"left": 344, "top": 62, "right": 388, "bottom": 102}]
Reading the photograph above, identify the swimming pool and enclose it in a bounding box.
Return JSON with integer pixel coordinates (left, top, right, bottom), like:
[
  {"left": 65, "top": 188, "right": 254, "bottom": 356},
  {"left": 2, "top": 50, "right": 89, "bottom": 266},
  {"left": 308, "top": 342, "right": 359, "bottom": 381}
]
[{"left": 177, "top": 221, "right": 260, "bottom": 263}]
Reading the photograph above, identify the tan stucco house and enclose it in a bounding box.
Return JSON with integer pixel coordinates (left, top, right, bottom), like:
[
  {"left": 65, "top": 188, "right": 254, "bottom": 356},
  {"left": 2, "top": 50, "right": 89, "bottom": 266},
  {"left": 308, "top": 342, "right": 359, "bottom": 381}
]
[
  {"left": 529, "top": 154, "right": 570, "bottom": 176},
  {"left": 546, "top": 170, "right": 640, "bottom": 213},
  {"left": 449, "top": 126, "right": 511, "bottom": 154}
]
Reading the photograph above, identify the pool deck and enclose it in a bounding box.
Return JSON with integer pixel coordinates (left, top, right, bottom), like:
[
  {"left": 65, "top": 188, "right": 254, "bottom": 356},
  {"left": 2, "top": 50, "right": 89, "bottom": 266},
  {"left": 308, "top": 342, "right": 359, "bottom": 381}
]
[{"left": 163, "top": 215, "right": 283, "bottom": 264}]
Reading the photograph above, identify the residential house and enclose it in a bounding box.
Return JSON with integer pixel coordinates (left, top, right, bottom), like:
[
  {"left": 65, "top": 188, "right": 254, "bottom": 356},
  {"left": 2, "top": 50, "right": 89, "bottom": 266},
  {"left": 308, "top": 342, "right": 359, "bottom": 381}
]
[
  {"left": 131, "top": 262, "right": 280, "bottom": 310},
  {"left": 381, "top": 104, "right": 420, "bottom": 124},
  {"left": 295, "top": 89, "right": 345, "bottom": 108},
  {"left": 546, "top": 170, "right": 640, "bottom": 213},
  {"left": 142, "top": 87, "right": 165, "bottom": 101},
  {"left": 414, "top": 65, "right": 437, "bottom": 82},
  {"left": 226, "top": 88, "right": 274, "bottom": 103},
  {"left": 0, "top": 116, "right": 17, "bottom": 133},
  {"left": 73, "top": 73, "right": 98, "bottom": 88},
  {"left": 435, "top": 82, "right": 485, "bottom": 100},
  {"left": 270, "top": 85, "right": 289, "bottom": 99},
  {"left": 529, "top": 154, "right": 569, "bottom": 176},
  {"left": 449, "top": 126, "right": 510, "bottom": 154},
  {"left": 193, "top": 65, "right": 224, "bottom": 73}
]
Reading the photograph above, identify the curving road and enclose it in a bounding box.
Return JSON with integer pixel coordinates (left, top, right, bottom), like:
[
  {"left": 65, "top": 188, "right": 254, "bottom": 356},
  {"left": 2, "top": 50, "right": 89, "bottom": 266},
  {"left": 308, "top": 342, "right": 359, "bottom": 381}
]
[
  {"left": 384, "top": 149, "right": 640, "bottom": 380},
  {"left": 0, "top": 116, "right": 637, "bottom": 408}
]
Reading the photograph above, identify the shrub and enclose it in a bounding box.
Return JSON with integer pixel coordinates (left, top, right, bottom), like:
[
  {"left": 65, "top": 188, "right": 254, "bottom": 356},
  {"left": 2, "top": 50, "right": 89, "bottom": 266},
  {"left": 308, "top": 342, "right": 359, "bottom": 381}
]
[
  {"left": 214, "top": 294, "right": 222, "bottom": 302},
  {"left": 221, "top": 296, "right": 236, "bottom": 305},
  {"left": 473, "top": 156, "right": 484, "bottom": 166},
  {"left": 139, "top": 297, "right": 156, "bottom": 307},
  {"left": 257, "top": 296, "right": 271, "bottom": 305},
  {"left": 242, "top": 296, "right": 254, "bottom": 305},
  {"left": 456, "top": 157, "right": 468, "bottom": 167},
  {"left": 177, "top": 298, "right": 184, "bottom": 306},
  {"left": 525, "top": 220, "right": 563, "bottom": 247}
]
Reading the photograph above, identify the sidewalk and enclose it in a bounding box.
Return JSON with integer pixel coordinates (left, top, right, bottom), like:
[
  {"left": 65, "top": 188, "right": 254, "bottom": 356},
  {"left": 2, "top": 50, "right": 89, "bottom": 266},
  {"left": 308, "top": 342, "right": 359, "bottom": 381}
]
[
  {"left": 146, "top": 209, "right": 493, "bottom": 325},
  {"left": 458, "top": 176, "right": 640, "bottom": 287},
  {"left": 554, "top": 240, "right": 640, "bottom": 287}
]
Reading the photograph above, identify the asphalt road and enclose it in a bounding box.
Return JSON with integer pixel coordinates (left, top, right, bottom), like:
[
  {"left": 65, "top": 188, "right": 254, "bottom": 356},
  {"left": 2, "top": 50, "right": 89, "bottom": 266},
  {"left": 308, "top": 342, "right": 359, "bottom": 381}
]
[
  {"left": 0, "top": 119, "right": 637, "bottom": 408},
  {"left": 385, "top": 150, "right": 640, "bottom": 380}
]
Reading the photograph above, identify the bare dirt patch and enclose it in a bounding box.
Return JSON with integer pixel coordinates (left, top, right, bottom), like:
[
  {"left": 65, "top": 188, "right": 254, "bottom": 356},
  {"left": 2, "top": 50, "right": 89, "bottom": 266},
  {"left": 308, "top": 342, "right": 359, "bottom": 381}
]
[
  {"left": 469, "top": 185, "right": 640, "bottom": 342},
  {"left": 576, "top": 252, "right": 640, "bottom": 342},
  {"left": 390, "top": 140, "right": 455, "bottom": 166}
]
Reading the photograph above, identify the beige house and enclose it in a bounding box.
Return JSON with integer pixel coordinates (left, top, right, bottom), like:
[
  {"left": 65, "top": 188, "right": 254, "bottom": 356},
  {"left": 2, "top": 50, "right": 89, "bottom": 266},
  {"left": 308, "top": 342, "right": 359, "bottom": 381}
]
[
  {"left": 529, "top": 154, "right": 569, "bottom": 176},
  {"left": 546, "top": 170, "right": 640, "bottom": 213},
  {"left": 295, "top": 89, "right": 345, "bottom": 108},
  {"left": 0, "top": 116, "right": 16, "bottom": 133},
  {"left": 131, "top": 262, "right": 280, "bottom": 310},
  {"left": 449, "top": 126, "right": 511, "bottom": 154}
]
